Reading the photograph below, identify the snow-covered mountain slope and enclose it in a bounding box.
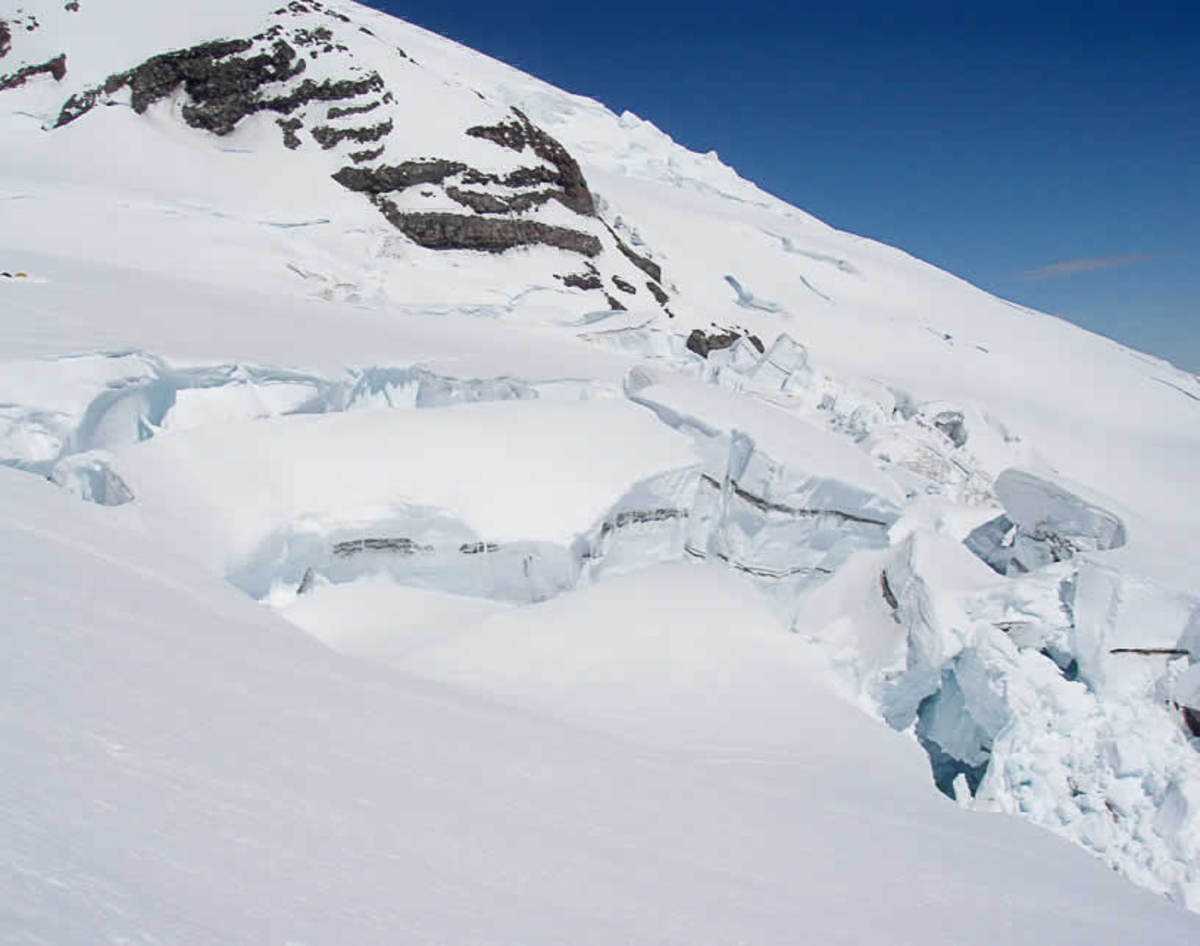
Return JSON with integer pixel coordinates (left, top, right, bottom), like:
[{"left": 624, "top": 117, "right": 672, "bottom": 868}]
[
  {"left": 2, "top": 0, "right": 1199, "bottom": 937},
  {"left": 5, "top": 468, "right": 1199, "bottom": 945}
]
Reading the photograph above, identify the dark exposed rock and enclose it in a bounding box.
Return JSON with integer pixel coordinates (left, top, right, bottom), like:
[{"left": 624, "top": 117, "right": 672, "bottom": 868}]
[
  {"left": 327, "top": 99, "right": 379, "bottom": 119},
  {"left": 296, "top": 567, "right": 316, "bottom": 595},
  {"left": 0, "top": 53, "right": 66, "bottom": 92},
  {"left": 291, "top": 25, "right": 333, "bottom": 49},
  {"left": 276, "top": 116, "right": 303, "bottom": 149},
  {"left": 612, "top": 275, "right": 636, "bottom": 295},
  {"left": 376, "top": 205, "right": 602, "bottom": 257},
  {"left": 55, "top": 67, "right": 129, "bottom": 125},
  {"left": 466, "top": 107, "right": 595, "bottom": 216},
  {"left": 310, "top": 117, "right": 392, "bottom": 149},
  {"left": 348, "top": 145, "right": 384, "bottom": 163},
  {"left": 188, "top": 68, "right": 386, "bottom": 135},
  {"left": 559, "top": 266, "right": 603, "bottom": 291},
  {"left": 445, "top": 186, "right": 510, "bottom": 214},
  {"left": 460, "top": 542, "right": 500, "bottom": 555},
  {"left": 333, "top": 537, "right": 433, "bottom": 557},
  {"left": 0, "top": 21, "right": 11, "bottom": 59},
  {"left": 645, "top": 280, "right": 669, "bottom": 305},
  {"left": 445, "top": 186, "right": 557, "bottom": 215},
  {"left": 684, "top": 326, "right": 763, "bottom": 358},
  {"left": 334, "top": 151, "right": 593, "bottom": 229},
  {"left": 616, "top": 240, "right": 661, "bottom": 283},
  {"left": 136, "top": 39, "right": 286, "bottom": 118},
  {"left": 605, "top": 293, "right": 627, "bottom": 311},
  {"left": 599, "top": 508, "right": 687, "bottom": 539},
  {"left": 334, "top": 159, "right": 466, "bottom": 193},
  {"left": 686, "top": 329, "right": 740, "bottom": 359},
  {"left": 65, "top": 1, "right": 81, "bottom": 10},
  {"left": 1184, "top": 706, "right": 1200, "bottom": 739},
  {"left": 601, "top": 221, "right": 661, "bottom": 283},
  {"left": 496, "top": 189, "right": 555, "bottom": 214},
  {"left": 55, "top": 36, "right": 386, "bottom": 133},
  {"left": 499, "top": 164, "right": 557, "bottom": 189},
  {"left": 880, "top": 570, "right": 900, "bottom": 613}
]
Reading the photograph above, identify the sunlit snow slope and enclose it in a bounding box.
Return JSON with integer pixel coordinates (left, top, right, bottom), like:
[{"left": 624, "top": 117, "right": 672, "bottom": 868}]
[{"left": 2, "top": 0, "right": 1200, "bottom": 940}]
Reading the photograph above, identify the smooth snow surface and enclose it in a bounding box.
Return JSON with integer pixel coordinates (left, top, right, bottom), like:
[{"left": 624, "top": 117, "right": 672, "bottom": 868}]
[
  {"left": 105, "top": 398, "right": 696, "bottom": 561},
  {"left": 3, "top": 469, "right": 1196, "bottom": 945},
  {"left": 2, "top": 0, "right": 1200, "bottom": 938}
]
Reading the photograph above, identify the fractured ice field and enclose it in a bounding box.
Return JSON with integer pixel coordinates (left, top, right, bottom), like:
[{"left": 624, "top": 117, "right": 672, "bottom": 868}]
[{"left": 6, "top": 326, "right": 1199, "bottom": 916}]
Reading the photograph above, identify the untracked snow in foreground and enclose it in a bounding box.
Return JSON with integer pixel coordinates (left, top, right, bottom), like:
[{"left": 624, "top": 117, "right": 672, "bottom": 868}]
[{"left": 3, "top": 469, "right": 1196, "bottom": 945}]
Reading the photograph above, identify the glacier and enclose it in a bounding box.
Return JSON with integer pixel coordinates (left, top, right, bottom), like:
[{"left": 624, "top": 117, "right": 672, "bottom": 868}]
[{"left": 2, "top": 0, "right": 1199, "bottom": 941}]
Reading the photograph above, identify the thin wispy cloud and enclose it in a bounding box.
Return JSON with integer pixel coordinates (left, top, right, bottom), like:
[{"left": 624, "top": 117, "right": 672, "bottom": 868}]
[{"left": 1022, "top": 253, "right": 1151, "bottom": 280}]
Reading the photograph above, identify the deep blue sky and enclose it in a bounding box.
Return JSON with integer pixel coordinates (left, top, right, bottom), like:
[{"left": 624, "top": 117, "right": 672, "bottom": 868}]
[{"left": 368, "top": 0, "right": 1198, "bottom": 371}]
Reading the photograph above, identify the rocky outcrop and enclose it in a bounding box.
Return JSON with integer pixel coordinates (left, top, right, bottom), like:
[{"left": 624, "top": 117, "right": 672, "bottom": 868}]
[
  {"left": 331, "top": 118, "right": 603, "bottom": 247},
  {"left": 466, "top": 107, "right": 595, "bottom": 216},
  {"left": 446, "top": 186, "right": 558, "bottom": 215},
  {"left": 645, "top": 281, "right": 669, "bottom": 305},
  {"left": 327, "top": 99, "right": 379, "bottom": 119},
  {"left": 54, "top": 35, "right": 385, "bottom": 137},
  {"left": 685, "top": 327, "right": 766, "bottom": 359},
  {"left": 374, "top": 205, "right": 602, "bottom": 257},
  {"left": 334, "top": 159, "right": 465, "bottom": 193},
  {"left": 562, "top": 272, "right": 603, "bottom": 290},
  {"left": 601, "top": 222, "right": 661, "bottom": 283},
  {"left": 0, "top": 53, "right": 66, "bottom": 92},
  {"left": 558, "top": 264, "right": 603, "bottom": 291},
  {"left": 444, "top": 186, "right": 511, "bottom": 214},
  {"left": 686, "top": 329, "right": 737, "bottom": 359},
  {"left": 0, "top": 21, "right": 11, "bottom": 60},
  {"left": 41, "top": 17, "right": 642, "bottom": 278},
  {"left": 310, "top": 117, "right": 393, "bottom": 149},
  {"left": 349, "top": 145, "right": 384, "bottom": 163},
  {"left": 276, "top": 116, "right": 303, "bottom": 149}
]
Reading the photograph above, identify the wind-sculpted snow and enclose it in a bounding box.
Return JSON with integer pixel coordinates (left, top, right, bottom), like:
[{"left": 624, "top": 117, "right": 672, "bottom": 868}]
[
  {"left": 2, "top": 0, "right": 1200, "bottom": 930},
  {"left": 96, "top": 398, "right": 697, "bottom": 567},
  {"left": 0, "top": 350, "right": 616, "bottom": 479}
]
